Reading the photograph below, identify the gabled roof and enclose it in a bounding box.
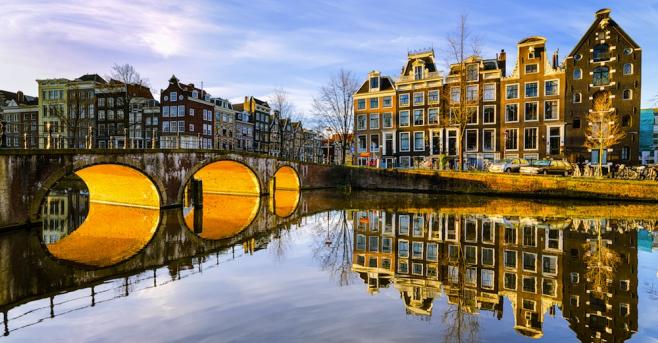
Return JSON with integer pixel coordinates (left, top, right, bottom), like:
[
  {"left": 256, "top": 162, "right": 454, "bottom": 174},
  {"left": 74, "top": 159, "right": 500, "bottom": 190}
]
[
  {"left": 568, "top": 8, "right": 640, "bottom": 57},
  {"left": 232, "top": 103, "right": 244, "bottom": 111},
  {"left": 0, "top": 90, "right": 38, "bottom": 106},
  {"left": 76, "top": 74, "right": 107, "bottom": 83},
  {"left": 355, "top": 75, "right": 396, "bottom": 94},
  {"left": 402, "top": 51, "right": 438, "bottom": 77}
]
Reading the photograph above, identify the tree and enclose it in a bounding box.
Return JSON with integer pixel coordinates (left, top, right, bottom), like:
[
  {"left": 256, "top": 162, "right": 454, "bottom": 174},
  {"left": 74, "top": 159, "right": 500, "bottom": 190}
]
[
  {"left": 585, "top": 90, "right": 625, "bottom": 175},
  {"left": 269, "top": 88, "right": 295, "bottom": 158},
  {"left": 312, "top": 69, "right": 359, "bottom": 165},
  {"left": 50, "top": 83, "right": 96, "bottom": 149},
  {"left": 312, "top": 210, "right": 354, "bottom": 286},
  {"left": 442, "top": 15, "right": 482, "bottom": 171},
  {"left": 583, "top": 219, "right": 621, "bottom": 297},
  {"left": 104, "top": 63, "right": 152, "bottom": 148}
]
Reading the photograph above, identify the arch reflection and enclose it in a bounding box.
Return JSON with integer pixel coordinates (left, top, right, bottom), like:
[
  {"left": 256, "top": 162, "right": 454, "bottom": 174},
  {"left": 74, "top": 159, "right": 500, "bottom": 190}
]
[
  {"left": 271, "top": 166, "right": 300, "bottom": 192},
  {"left": 41, "top": 165, "right": 162, "bottom": 267},
  {"left": 183, "top": 194, "right": 260, "bottom": 240},
  {"left": 270, "top": 190, "right": 300, "bottom": 218}
]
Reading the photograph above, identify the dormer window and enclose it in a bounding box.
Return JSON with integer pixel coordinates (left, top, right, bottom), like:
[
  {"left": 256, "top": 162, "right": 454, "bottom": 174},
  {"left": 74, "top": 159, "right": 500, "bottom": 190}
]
[
  {"left": 170, "top": 92, "right": 177, "bottom": 102},
  {"left": 593, "top": 44, "right": 610, "bottom": 62},
  {"left": 466, "top": 64, "right": 478, "bottom": 81},
  {"left": 414, "top": 66, "right": 423, "bottom": 80},
  {"left": 370, "top": 77, "right": 380, "bottom": 90},
  {"left": 192, "top": 90, "right": 198, "bottom": 99}
]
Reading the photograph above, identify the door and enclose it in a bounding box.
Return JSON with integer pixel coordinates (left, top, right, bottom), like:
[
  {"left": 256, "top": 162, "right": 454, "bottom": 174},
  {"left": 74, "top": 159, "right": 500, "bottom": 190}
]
[
  {"left": 384, "top": 133, "right": 394, "bottom": 156},
  {"left": 548, "top": 127, "right": 562, "bottom": 155},
  {"left": 431, "top": 130, "right": 442, "bottom": 155},
  {"left": 447, "top": 129, "right": 458, "bottom": 156}
]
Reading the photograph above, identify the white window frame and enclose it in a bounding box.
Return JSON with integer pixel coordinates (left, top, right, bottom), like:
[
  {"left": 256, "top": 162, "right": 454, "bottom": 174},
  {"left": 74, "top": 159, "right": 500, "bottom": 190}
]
[
  {"left": 356, "top": 114, "right": 367, "bottom": 131},
  {"left": 399, "top": 132, "right": 410, "bottom": 152},
  {"left": 413, "top": 131, "right": 425, "bottom": 152},
  {"left": 623, "top": 63, "right": 633, "bottom": 75},
  {"left": 482, "top": 128, "right": 496, "bottom": 152},
  {"left": 466, "top": 84, "right": 479, "bottom": 102},
  {"left": 382, "top": 112, "right": 393, "bottom": 129},
  {"left": 544, "top": 79, "right": 560, "bottom": 96},
  {"left": 369, "top": 113, "right": 380, "bottom": 129},
  {"left": 413, "top": 92, "right": 424, "bottom": 106},
  {"left": 525, "top": 63, "right": 539, "bottom": 74},
  {"left": 450, "top": 87, "right": 460, "bottom": 104},
  {"left": 482, "top": 105, "right": 496, "bottom": 125},
  {"left": 483, "top": 83, "right": 496, "bottom": 102},
  {"left": 428, "top": 90, "right": 440, "bottom": 104},
  {"left": 505, "top": 128, "right": 519, "bottom": 151},
  {"left": 506, "top": 83, "right": 519, "bottom": 100},
  {"left": 413, "top": 109, "right": 424, "bottom": 126},
  {"left": 573, "top": 68, "right": 582, "bottom": 80},
  {"left": 542, "top": 255, "right": 558, "bottom": 276},
  {"left": 504, "top": 250, "right": 517, "bottom": 270},
  {"left": 524, "top": 81, "right": 539, "bottom": 98},
  {"left": 623, "top": 89, "right": 633, "bottom": 100},
  {"left": 544, "top": 100, "right": 560, "bottom": 121},
  {"left": 427, "top": 108, "right": 439, "bottom": 125},
  {"left": 522, "top": 252, "right": 537, "bottom": 273},
  {"left": 465, "top": 128, "right": 478, "bottom": 152},
  {"left": 573, "top": 92, "right": 582, "bottom": 103},
  {"left": 481, "top": 247, "right": 495, "bottom": 267},
  {"left": 467, "top": 106, "right": 478, "bottom": 125},
  {"left": 505, "top": 103, "right": 519, "bottom": 123},
  {"left": 399, "top": 110, "right": 410, "bottom": 127},
  {"left": 398, "top": 93, "right": 410, "bottom": 107},
  {"left": 369, "top": 97, "right": 379, "bottom": 109},
  {"left": 524, "top": 101, "right": 539, "bottom": 122},
  {"left": 524, "top": 127, "right": 539, "bottom": 151},
  {"left": 383, "top": 96, "right": 392, "bottom": 108}
]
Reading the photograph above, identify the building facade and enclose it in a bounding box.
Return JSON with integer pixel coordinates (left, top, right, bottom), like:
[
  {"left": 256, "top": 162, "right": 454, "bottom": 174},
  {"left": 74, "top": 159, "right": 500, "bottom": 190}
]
[
  {"left": 159, "top": 75, "right": 215, "bottom": 149},
  {"left": 0, "top": 91, "right": 39, "bottom": 148},
  {"left": 212, "top": 97, "right": 236, "bottom": 150}
]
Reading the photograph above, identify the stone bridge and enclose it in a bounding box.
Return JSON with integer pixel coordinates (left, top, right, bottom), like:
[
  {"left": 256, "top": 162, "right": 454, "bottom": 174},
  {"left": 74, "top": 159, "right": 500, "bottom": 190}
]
[{"left": 0, "top": 149, "right": 339, "bottom": 229}]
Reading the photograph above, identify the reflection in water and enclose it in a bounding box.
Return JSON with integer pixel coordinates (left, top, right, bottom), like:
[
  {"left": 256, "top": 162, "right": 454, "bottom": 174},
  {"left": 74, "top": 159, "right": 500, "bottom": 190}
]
[
  {"left": 350, "top": 210, "right": 641, "bottom": 342},
  {"left": 46, "top": 203, "right": 160, "bottom": 267},
  {"left": 270, "top": 190, "right": 300, "bottom": 217},
  {"left": 184, "top": 193, "right": 260, "bottom": 240},
  {"left": 5, "top": 191, "right": 656, "bottom": 341}
]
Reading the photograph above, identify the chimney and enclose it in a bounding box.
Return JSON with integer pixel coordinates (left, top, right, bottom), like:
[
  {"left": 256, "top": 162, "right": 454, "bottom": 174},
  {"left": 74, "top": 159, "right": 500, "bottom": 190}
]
[
  {"left": 16, "top": 91, "right": 24, "bottom": 104},
  {"left": 498, "top": 49, "right": 507, "bottom": 76},
  {"left": 552, "top": 49, "right": 559, "bottom": 69},
  {"left": 595, "top": 8, "right": 611, "bottom": 19}
]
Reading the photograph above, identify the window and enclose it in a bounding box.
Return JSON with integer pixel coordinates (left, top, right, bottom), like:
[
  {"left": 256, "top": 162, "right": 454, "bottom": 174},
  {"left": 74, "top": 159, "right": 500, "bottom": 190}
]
[
  {"left": 523, "top": 127, "right": 538, "bottom": 150},
  {"left": 466, "top": 85, "right": 478, "bottom": 102},
  {"left": 542, "top": 255, "right": 558, "bottom": 275},
  {"left": 504, "top": 273, "right": 516, "bottom": 290},
  {"left": 623, "top": 89, "right": 632, "bottom": 100},
  {"left": 357, "top": 115, "right": 366, "bottom": 130},
  {"left": 525, "top": 82, "right": 538, "bottom": 97},
  {"left": 370, "top": 134, "right": 379, "bottom": 152},
  {"left": 414, "top": 65, "right": 423, "bottom": 80},
  {"left": 370, "top": 77, "right": 379, "bottom": 89},
  {"left": 428, "top": 90, "right": 439, "bottom": 103},
  {"left": 505, "top": 129, "right": 518, "bottom": 150},
  {"left": 545, "top": 80, "right": 558, "bottom": 96},
  {"left": 483, "top": 129, "right": 495, "bottom": 151},
  {"left": 189, "top": 123, "right": 195, "bottom": 132},
  {"left": 465, "top": 220, "right": 477, "bottom": 242},
  {"left": 189, "top": 108, "right": 195, "bottom": 116},
  {"left": 593, "top": 43, "right": 610, "bottom": 61},
  {"left": 428, "top": 108, "right": 439, "bottom": 125},
  {"left": 624, "top": 47, "right": 633, "bottom": 55},
  {"left": 523, "top": 226, "right": 536, "bottom": 246},
  {"left": 573, "top": 92, "right": 582, "bottom": 103},
  {"left": 545, "top": 100, "right": 558, "bottom": 120},
  {"left": 162, "top": 121, "right": 170, "bottom": 133},
  {"left": 481, "top": 270, "right": 494, "bottom": 289},
  {"left": 570, "top": 272, "right": 579, "bottom": 284},
  {"left": 623, "top": 63, "right": 633, "bottom": 75},
  {"left": 170, "top": 92, "right": 177, "bottom": 102},
  {"left": 465, "top": 267, "right": 477, "bottom": 286},
  {"left": 573, "top": 117, "right": 581, "bottom": 128},
  {"left": 398, "top": 240, "right": 409, "bottom": 257},
  {"left": 357, "top": 135, "right": 366, "bottom": 152},
  {"left": 399, "top": 94, "right": 409, "bottom": 107},
  {"left": 622, "top": 146, "right": 630, "bottom": 160},
  {"left": 523, "top": 299, "right": 536, "bottom": 311},
  {"left": 369, "top": 114, "right": 379, "bottom": 129},
  {"left": 399, "top": 132, "right": 410, "bottom": 152},
  {"left": 412, "top": 263, "right": 423, "bottom": 275},
  {"left": 412, "top": 241, "right": 423, "bottom": 259},
  {"left": 178, "top": 121, "right": 185, "bottom": 132},
  {"left": 573, "top": 68, "right": 582, "bottom": 80},
  {"left": 369, "top": 236, "right": 379, "bottom": 252},
  {"left": 505, "top": 104, "right": 518, "bottom": 122},
  {"left": 178, "top": 105, "right": 184, "bottom": 117},
  {"left": 542, "top": 279, "right": 556, "bottom": 297},
  {"left": 506, "top": 84, "right": 519, "bottom": 99},
  {"left": 466, "top": 129, "right": 478, "bottom": 151},
  {"left": 450, "top": 87, "right": 460, "bottom": 103},
  {"left": 482, "top": 248, "right": 494, "bottom": 266},
  {"left": 593, "top": 66, "right": 610, "bottom": 86},
  {"left": 399, "top": 110, "right": 410, "bottom": 127},
  {"left": 413, "top": 132, "right": 424, "bottom": 151},
  {"left": 357, "top": 99, "right": 365, "bottom": 110},
  {"left": 427, "top": 243, "right": 438, "bottom": 261},
  {"left": 523, "top": 276, "right": 536, "bottom": 293},
  {"left": 504, "top": 250, "right": 517, "bottom": 269},
  {"left": 413, "top": 109, "right": 424, "bottom": 125},
  {"left": 525, "top": 64, "right": 538, "bottom": 74},
  {"left": 483, "top": 83, "right": 496, "bottom": 101},
  {"left": 382, "top": 113, "right": 393, "bottom": 128},
  {"left": 523, "top": 252, "right": 536, "bottom": 272},
  {"left": 413, "top": 92, "right": 424, "bottom": 106},
  {"left": 369, "top": 98, "right": 379, "bottom": 109},
  {"left": 505, "top": 226, "right": 516, "bottom": 244},
  {"left": 383, "top": 96, "right": 392, "bottom": 108},
  {"left": 382, "top": 238, "right": 392, "bottom": 253},
  {"left": 466, "top": 64, "right": 478, "bottom": 81},
  {"left": 525, "top": 102, "right": 538, "bottom": 121},
  {"left": 483, "top": 106, "right": 495, "bottom": 124},
  {"left": 398, "top": 260, "right": 409, "bottom": 273},
  {"left": 465, "top": 246, "right": 477, "bottom": 264}
]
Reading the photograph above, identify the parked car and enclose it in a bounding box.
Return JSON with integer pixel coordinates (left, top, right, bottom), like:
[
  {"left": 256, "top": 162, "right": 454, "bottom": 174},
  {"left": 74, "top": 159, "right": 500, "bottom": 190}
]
[
  {"left": 488, "top": 158, "right": 529, "bottom": 173},
  {"left": 520, "top": 160, "right": 574, "bottom": 176}
]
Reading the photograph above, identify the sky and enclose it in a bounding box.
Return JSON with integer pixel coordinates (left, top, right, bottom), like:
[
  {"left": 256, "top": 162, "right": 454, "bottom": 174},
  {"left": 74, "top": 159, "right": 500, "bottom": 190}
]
[{"left": 1, "top": 0, "right": 657, "bottom": 126}]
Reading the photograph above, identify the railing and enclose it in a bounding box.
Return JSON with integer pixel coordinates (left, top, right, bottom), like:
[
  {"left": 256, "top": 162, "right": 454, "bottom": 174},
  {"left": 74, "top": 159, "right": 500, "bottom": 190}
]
[{"left": 399, "top": 72, "right": 441, "bottom": 82}]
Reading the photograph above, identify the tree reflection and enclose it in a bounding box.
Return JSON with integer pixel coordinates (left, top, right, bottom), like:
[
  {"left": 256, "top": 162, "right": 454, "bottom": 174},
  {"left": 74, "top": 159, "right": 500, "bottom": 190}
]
[
  {"left": 583, "top": 219, "right": 621, "bottom": 297},
  {"left": 313, "top": 211, "right": 355, "bottom": 286}
]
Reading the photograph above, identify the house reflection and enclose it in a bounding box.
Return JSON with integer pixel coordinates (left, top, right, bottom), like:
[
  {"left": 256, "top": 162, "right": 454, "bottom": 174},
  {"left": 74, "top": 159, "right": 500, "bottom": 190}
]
[{"left": 351, "top": 209, "right": 639, "bottom": 341}]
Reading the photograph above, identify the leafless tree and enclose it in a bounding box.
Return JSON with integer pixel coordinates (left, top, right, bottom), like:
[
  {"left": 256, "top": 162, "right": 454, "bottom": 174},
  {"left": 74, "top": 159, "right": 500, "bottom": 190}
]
[
  {"left": 269, "top": 88, "right": 296, "bottom": 158},
  {"left": 312, "top": 69, "right": 359, "bottom": 165},
  {"left": 312, "top": 210, "right": 355, "bottom": 286},
  {"left": 585, "top": 90, "right": 625, "bottom": 175},
  {"left": 50, "top": 84, "right": 96, "bottom": 149},
  {"left": 441, "top": 15, "right": 482, "bottom": 171},
  {"left": 583, "top": 219, "right": 621, "bottom": 297}
]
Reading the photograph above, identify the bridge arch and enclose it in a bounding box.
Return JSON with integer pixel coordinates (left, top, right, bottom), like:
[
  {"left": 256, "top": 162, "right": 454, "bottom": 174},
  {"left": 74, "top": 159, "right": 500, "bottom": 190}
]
[
  {"left": 270, "top": 165, "right": 301, "bottom": 192},
  {"left": 178, "top": 158, "right": 263, "bottom": 203},
  {"left": 269, "top": 165, "right": 301, "bottom": 218},
  {"left": 38, "top": 163, "right": 162, "bottom": 268}
]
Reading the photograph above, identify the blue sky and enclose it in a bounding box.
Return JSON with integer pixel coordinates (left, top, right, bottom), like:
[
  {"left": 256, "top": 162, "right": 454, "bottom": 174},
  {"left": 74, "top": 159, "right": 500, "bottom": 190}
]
[{"left": 1, "top": 0, "right": 656, "bottom": 124}]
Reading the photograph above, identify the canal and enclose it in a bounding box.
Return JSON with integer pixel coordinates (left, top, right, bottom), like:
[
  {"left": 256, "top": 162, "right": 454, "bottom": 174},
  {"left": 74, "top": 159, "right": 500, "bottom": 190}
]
[{"left": 1, "top": 180, "right": 657, "bottom": 342}]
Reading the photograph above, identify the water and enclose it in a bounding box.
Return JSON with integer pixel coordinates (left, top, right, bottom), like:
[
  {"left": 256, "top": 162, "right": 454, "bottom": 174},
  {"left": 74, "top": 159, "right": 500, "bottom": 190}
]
[{"left": 1, "top": 188, "right": 657, "bottom": 342}]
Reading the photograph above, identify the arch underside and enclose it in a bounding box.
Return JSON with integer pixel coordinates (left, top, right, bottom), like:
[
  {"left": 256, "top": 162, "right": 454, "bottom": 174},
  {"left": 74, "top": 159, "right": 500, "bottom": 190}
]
[
  {"left": 44, "top": 164, "right": 161, "bottom": 267},
  {"left": 184, "top": 194, "right": 260, "bottom": 240},
  {"left": 272, "top": 190, "right": 300, "bottom": 218},
  {"left": 193, "top": 160, "right": 261, "bottom": 196},
  {"left": 273, "top": 166, "right": 300, "bottom": 192}
]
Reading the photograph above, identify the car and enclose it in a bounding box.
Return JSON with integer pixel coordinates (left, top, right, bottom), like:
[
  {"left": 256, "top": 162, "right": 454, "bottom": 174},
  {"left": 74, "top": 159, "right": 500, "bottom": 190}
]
[
  {"left": 520, "top": 160, "right": 574, "bottom": 176},
  {"left": 488, "top": 158, "right": 529, "bottom": 173}
]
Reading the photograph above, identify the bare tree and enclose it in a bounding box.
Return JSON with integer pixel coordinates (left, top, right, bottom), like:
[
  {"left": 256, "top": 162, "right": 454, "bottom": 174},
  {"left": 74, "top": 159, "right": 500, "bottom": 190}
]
[
  {"left": 585, "top": 90, "right": 625, "bottom": 175},
  {"left": 269, "top": 88, "right": 296, "bottom": 158},
  {"left": 312, "top": 69, "right": 359, "bottom": 165},
  {"left": 312, "top": 210, "right": 355, "bottom": 286},
  {"left": 442, "top": 15, "right": 482, "bottom": 171},
  {"left": 50, "top": 84, "right": 96, "bottom": 149},
  {"left": 583, "top": 219, "right": 621, "bottom": 297},
  {"left": 102, "top": 63, "right": 152, "bottom": 148}
]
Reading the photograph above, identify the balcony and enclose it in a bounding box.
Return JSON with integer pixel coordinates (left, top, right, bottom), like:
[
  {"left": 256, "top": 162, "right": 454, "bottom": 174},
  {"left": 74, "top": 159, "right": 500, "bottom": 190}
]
[{"left": 399, "top": 71, "right": 441, "bottom": 82}]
